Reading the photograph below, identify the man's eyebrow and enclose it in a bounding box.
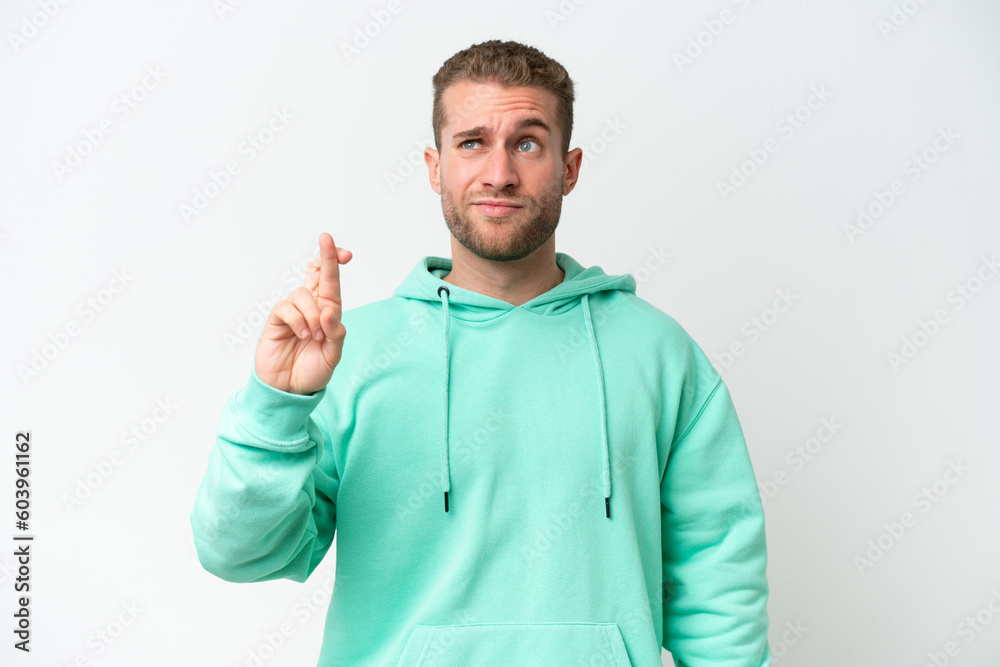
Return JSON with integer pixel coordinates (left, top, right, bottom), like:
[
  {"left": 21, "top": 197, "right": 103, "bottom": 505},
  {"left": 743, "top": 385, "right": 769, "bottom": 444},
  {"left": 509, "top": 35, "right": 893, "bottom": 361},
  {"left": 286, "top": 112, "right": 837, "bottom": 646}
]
[{"left": 452, "top": 117, "right": 552, "bottom": 141}]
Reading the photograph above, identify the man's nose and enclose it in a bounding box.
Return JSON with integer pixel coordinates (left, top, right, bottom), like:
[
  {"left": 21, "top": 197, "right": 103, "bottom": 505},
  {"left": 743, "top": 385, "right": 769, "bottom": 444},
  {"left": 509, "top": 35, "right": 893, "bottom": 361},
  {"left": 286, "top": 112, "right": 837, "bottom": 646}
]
[{"left": 480, "top": 145, "right": 518, "bottom": 190}]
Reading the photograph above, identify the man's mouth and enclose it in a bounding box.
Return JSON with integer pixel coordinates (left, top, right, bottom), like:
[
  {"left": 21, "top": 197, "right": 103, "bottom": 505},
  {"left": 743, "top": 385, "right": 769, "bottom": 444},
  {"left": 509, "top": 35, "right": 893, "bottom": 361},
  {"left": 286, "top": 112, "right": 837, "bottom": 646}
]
[{"left": 472, "top": 200, "right": 523, "bottom": 218}]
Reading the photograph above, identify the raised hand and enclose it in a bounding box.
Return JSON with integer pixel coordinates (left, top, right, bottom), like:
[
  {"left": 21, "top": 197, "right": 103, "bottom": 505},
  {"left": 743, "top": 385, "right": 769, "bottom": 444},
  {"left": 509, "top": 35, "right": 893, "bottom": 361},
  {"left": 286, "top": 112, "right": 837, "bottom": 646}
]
[{"left": 254, "top": 233, "right": 353, "bottom": 395}]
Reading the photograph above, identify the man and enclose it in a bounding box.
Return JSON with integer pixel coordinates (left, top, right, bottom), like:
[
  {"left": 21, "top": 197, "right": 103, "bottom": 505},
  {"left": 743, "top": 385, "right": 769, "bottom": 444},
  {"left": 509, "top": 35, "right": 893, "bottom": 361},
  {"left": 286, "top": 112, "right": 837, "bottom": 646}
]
[{"left": 191, "top": 39, "right": 772, "bottom": 666}]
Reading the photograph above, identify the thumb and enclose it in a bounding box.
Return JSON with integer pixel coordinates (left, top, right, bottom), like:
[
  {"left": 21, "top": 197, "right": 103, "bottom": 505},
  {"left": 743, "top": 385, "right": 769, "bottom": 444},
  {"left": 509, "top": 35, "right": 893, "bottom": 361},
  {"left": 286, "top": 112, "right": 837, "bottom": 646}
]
[{"left": 319, "top": 304, "right": 338, "bottom": 340}]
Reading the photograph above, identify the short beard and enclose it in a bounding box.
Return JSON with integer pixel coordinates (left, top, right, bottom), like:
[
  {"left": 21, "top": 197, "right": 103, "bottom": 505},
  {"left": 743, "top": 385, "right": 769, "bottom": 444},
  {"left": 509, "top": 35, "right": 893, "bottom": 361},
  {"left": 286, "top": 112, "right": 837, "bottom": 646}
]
[{"left": 440, "top": 176, "right": 564, "bottom": 262}]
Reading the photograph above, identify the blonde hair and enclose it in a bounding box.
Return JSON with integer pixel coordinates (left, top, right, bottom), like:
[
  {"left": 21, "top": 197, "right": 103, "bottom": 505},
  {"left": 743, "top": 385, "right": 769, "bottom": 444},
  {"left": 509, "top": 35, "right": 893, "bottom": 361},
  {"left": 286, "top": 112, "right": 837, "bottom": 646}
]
[{"left": 431, "top": 39, "right": 575, "bottom": 155}]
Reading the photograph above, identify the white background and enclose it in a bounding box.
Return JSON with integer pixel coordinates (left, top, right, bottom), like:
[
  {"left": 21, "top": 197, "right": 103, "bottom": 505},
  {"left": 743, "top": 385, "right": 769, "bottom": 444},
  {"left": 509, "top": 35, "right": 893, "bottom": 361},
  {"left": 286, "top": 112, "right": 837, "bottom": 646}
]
[{"left": 2, "top": 1, "right": 999, "bottom": 665}]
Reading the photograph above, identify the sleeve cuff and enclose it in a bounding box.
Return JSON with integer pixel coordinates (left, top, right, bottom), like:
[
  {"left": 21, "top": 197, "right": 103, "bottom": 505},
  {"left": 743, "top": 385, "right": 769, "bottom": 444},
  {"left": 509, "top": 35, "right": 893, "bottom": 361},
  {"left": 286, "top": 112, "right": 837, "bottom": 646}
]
[{"left": 230, "top": 365, "right": 328, "bottom": 450}]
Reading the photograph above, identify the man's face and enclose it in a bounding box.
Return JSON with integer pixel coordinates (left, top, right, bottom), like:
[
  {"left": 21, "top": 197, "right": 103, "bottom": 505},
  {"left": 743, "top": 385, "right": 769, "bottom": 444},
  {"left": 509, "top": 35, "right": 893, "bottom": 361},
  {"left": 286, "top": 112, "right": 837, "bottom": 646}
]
[{"left": 426, "top": 80, "right": 582, "bottom": 263}]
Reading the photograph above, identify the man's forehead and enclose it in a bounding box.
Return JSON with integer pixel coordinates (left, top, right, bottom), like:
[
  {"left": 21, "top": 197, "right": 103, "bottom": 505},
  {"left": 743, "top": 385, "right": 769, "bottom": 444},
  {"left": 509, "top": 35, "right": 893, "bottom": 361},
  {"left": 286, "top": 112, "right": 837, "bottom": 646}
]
[{"left": 442, "top": 81, "right": 557, "bottom": 131}]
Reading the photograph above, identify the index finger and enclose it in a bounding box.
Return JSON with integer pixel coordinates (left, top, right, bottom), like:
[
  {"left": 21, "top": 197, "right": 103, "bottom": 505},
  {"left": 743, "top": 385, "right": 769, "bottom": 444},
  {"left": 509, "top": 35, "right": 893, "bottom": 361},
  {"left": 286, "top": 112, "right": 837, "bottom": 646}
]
[{"left": 316, "top": 232, "right": 344, "bottom": 313}]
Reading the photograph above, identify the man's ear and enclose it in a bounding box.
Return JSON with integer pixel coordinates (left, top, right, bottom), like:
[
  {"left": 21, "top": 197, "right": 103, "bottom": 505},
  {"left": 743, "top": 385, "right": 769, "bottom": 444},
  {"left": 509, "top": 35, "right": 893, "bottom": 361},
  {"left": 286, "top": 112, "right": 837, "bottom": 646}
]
[
  {"left": 562, "top": 147, "right": 583, "bottom": 196},
  {"left": 425, "top": 147, "right": 441, "bottom": 194}
]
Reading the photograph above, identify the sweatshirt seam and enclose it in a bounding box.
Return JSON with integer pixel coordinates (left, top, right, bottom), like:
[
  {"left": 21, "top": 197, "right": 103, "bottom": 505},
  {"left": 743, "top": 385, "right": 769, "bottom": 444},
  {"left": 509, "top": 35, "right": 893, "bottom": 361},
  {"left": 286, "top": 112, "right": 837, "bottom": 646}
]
[{"left": 671, "top": 376, "right": 723, "bottom": 450}]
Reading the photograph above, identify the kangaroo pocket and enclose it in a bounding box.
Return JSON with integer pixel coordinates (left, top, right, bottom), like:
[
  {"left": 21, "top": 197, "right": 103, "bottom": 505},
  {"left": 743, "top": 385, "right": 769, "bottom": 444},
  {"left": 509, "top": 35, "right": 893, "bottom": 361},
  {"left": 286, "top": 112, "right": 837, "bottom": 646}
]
[{"left": 395, "top": 621, "right": 633, "bottom": 666}]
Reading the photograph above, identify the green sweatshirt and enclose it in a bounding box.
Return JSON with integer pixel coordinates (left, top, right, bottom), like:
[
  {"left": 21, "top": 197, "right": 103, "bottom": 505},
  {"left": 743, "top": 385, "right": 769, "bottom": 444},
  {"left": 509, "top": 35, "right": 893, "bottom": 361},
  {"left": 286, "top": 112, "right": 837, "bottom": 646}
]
[{"left": 190, "top": 251, "right": 771, "bottom": 666}]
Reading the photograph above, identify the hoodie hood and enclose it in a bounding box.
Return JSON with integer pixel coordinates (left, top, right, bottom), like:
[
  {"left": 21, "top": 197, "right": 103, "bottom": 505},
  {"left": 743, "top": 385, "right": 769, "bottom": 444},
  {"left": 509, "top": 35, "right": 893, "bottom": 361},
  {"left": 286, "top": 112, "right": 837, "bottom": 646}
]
[{"left": 392, "top": 252, "right": 637, "bottom": 518}]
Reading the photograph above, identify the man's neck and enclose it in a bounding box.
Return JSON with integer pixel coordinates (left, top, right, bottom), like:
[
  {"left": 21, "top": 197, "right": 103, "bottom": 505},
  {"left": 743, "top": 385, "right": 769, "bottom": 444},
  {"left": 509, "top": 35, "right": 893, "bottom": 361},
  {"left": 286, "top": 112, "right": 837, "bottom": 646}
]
[{"left": 442, "top": 242, "right": 565, "bottom": 307}]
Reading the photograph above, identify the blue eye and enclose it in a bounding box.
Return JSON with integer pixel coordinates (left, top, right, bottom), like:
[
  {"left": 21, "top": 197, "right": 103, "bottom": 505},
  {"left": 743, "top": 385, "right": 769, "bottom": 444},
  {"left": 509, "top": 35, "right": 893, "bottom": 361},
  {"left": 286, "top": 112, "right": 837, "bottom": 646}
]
[{"left": 458, "top": 138, "right": 541, "bottom": 151}]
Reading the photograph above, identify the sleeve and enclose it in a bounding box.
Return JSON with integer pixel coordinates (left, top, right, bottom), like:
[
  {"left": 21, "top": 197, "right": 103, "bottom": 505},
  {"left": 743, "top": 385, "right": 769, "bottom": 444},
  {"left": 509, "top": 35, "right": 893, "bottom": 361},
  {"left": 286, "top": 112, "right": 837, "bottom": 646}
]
[
  {"left": 189, "top": 364, "right": 341, "bottom": 584},
  {"left": 660, "top": 376, "right": 772, "bottom": 667}
]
